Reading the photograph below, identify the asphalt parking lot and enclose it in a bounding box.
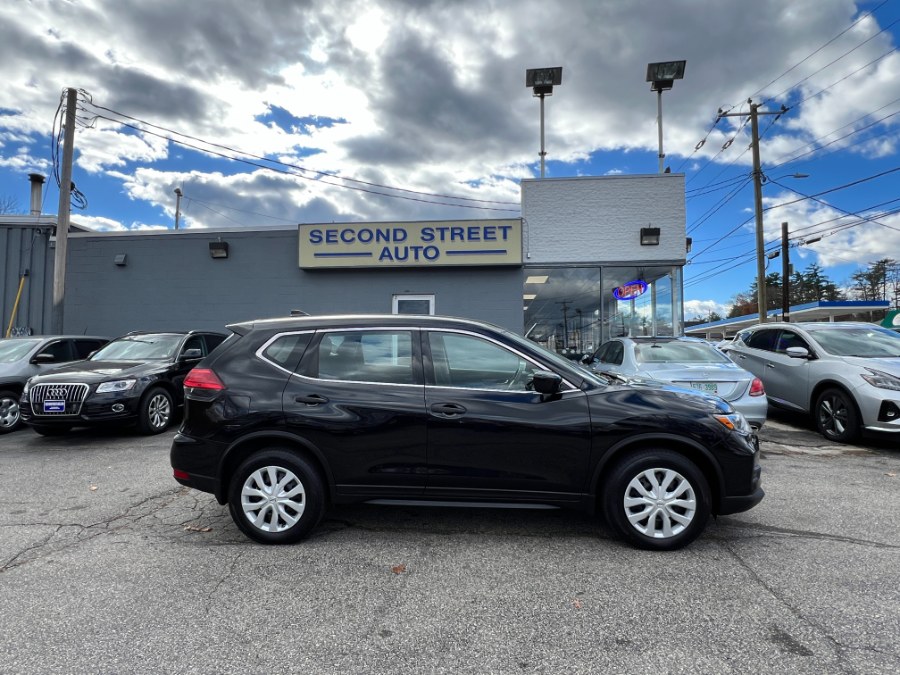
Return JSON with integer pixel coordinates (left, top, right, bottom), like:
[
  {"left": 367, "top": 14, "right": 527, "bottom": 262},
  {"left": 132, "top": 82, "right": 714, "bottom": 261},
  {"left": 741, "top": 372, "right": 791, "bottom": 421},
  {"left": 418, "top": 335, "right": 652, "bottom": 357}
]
[{"left": 1, "top": 413, "right": 898, "bottom": 674}]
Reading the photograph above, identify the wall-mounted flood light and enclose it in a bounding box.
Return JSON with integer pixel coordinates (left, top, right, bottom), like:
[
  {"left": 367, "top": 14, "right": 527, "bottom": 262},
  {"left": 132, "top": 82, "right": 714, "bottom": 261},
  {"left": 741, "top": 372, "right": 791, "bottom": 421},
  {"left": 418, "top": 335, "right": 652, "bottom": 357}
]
[
  {"left": 209, "top": 241, "right": 229, "bottom": 259},
  {"left": 640, "top": 227, "right": 661, "bottom": 246},
  {"left": 114, "top": 254, "right": 127, "bottom": 266}
]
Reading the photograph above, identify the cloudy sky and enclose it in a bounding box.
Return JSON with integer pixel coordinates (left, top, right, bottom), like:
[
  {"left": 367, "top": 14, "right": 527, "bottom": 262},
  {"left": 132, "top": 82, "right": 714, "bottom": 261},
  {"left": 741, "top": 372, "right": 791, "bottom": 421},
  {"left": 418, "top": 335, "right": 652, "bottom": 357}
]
[{"left": 1, "top": 0, "right": 898, "bottom": 316}]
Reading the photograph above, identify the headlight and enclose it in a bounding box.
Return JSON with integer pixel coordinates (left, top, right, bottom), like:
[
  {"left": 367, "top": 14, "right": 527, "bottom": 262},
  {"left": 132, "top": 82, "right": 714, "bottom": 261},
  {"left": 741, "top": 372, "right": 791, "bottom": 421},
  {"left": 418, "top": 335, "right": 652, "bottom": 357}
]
[
  {"left": 861, "top": 369, "right": 900, "bottom": 391},
  {"left": 23, "top": 379, "right": 33, "bottom": 396},
  {"left": 713, "top": 411, "right": 751, "bottom": 433},
  {"left": 96, "top": 379, "right": 136, "bottom": 393}
]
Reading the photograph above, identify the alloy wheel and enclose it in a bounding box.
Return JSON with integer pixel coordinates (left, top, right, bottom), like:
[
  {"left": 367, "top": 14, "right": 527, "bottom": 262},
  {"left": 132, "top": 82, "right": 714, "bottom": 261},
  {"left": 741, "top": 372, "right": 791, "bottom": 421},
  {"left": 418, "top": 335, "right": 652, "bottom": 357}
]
[
  {"left": 818, "top": 394, "right": 849, "bottom": 438},
  {"left": 623, "top": 468, "right": 697, "bottom": 539},
  {"left": 240, "top": 465, "right": 307, "bottom": 533},
  {"left": 0, "top": 396, "right": 19, "bottom": 430},
  {"left": 147, "top": 393, "right": 171, "bottom": 429}
]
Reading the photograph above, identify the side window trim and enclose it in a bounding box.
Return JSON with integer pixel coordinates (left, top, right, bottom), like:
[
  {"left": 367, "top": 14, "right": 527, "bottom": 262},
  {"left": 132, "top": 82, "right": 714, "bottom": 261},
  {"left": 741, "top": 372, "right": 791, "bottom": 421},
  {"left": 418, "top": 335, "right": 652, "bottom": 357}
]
[{"left": 256, "top": 330, "right": 316, "bottom": 375}]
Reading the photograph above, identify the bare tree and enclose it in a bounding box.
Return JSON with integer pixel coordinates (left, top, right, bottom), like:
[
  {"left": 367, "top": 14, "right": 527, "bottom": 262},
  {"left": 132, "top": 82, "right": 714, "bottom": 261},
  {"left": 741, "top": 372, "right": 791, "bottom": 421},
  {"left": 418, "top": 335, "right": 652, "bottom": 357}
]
[{"left": 0, "top": 195, "right": 20, "bottom": 214}]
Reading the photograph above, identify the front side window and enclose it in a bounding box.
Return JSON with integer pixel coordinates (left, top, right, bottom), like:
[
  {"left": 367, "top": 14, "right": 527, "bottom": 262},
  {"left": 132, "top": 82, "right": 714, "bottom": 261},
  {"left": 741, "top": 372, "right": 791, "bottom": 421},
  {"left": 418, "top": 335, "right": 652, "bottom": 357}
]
[
  {"left": 775, "top": 331, "right": 810, "bottom": 354},
  {"left": 429, "top": 332, "right": 536, "bottom": 391},
  {"left": 37, "top": 341, "right": 72, "bottom": 363},
  {"left": 316, "top": 330, "right": 414, "bottom": 384}
]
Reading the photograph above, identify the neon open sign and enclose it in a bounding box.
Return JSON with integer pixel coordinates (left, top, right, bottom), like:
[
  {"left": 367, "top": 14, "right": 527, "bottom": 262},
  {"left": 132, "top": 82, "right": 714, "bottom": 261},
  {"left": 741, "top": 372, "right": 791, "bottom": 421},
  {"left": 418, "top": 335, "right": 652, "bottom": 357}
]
[{"left": 613, "top": 280, "right": 648, "bottom": 300}]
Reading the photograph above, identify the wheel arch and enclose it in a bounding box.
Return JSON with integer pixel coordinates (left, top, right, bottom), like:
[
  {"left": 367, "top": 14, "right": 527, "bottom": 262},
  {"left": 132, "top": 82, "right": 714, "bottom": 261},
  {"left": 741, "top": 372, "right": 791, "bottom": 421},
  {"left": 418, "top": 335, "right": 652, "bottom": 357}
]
[
  {"left": 590, "top": 434, "right": 724, "bottom": 515},
  {"left": 216, "top": 431, "right": 335, "bottom": 505},
  {"left": 809, "top": 379, "right": 861, "bottom": 417}
]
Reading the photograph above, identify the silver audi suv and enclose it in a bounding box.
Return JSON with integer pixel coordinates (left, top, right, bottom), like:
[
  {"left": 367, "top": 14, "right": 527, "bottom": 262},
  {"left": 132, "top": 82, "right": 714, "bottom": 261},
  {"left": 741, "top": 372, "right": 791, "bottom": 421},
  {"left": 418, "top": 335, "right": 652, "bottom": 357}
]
[{"left": 723, "top": 322, "right": 900, "bottom": 442}]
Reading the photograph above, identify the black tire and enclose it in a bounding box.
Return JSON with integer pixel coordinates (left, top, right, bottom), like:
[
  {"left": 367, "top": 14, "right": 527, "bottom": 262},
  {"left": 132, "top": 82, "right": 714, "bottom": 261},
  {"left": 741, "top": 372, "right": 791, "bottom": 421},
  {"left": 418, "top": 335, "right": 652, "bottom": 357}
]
[
  {"left": 603, "top": 449, "right": 711, "bottom": 551},
  {"left": 137, "top": 387, "right": 174, "bottom": 435},
  {"left": 815, "top": 387, "right": 859, "bottom": 443},
  {"left": 0, "top": 390, "right": 22, "bottom": 434},
  {"left": 227, "top": 449, "right": 325, "bottom": 545},
  {"left": 31, "top": 424, "right": 73, "bottom": 436}
]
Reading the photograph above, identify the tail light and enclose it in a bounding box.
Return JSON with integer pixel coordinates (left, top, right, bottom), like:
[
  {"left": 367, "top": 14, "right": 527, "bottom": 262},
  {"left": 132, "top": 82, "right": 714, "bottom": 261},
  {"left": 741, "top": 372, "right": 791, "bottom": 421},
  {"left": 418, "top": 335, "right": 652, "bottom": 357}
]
[
  {"left": 749, "top": 378, "right": 765, "bottom": 396},
  {"left": 184, "top": 368, "right": 225, "bottom": 390}
]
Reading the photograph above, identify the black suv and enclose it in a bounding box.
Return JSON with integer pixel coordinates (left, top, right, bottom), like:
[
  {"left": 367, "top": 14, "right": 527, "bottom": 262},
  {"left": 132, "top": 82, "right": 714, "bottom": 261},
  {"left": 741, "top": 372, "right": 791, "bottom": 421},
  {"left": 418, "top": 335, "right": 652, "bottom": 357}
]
[
  {"left": 20, "top": 330, "right": 226, "bottom": 436},
  {"left": 171, "top": 315, "right": 763, "bottom": 551}
]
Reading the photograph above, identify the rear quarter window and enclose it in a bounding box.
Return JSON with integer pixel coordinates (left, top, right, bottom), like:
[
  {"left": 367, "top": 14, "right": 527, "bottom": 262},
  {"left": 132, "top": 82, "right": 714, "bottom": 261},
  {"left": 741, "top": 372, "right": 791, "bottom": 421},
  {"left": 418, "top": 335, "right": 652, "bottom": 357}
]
[{"left": 261, "top": 333, "right": 312, "bottom": 370}]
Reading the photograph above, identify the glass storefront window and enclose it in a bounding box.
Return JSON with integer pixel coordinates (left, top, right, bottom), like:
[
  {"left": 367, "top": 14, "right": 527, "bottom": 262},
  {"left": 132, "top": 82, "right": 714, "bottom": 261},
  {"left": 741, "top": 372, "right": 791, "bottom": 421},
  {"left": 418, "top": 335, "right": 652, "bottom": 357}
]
[{"left": 523, "top": 265, "right": 683, "bottom": 358}]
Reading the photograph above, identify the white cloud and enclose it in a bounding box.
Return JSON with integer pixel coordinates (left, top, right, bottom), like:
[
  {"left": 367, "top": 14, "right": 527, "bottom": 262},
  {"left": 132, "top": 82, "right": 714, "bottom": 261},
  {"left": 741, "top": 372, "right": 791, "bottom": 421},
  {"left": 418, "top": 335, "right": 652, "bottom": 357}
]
[{"left": 684, "top": 299, "right": 730, "bottom": 320}]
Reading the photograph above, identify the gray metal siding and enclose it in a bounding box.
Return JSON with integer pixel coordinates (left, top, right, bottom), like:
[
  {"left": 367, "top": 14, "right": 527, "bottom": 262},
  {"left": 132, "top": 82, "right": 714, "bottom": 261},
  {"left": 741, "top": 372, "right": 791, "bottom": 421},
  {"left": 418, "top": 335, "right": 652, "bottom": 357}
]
[
  {"left": 1, "top": 224, "right": 53, "bottom": 335},
  {"left": 63, "top": 230, "right": 523, "bottom": 336}
]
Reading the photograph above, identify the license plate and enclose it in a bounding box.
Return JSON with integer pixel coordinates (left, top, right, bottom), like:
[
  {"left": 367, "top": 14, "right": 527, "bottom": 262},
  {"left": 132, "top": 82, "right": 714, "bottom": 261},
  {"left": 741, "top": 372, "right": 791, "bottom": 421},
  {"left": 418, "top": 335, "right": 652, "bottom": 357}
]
[
  {"left": 43, "top": 400, "right": 66, "bottom": 413},
  {"left": 690, "top": 382, "right": 718, "bottom": 394}
]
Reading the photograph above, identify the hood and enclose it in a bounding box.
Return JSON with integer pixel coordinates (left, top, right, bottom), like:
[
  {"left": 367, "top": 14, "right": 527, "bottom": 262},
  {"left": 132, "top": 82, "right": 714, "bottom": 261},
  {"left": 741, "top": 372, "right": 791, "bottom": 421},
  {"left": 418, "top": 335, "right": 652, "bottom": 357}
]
[
  {"left": 840, "top": 356, "right": 900, "bottom": 375},
  {"left": 591, "top": 377, "right": 732, "bottom": 414},
  {"left": 26, "top": 360, "right": 167, "bottom": 384}
]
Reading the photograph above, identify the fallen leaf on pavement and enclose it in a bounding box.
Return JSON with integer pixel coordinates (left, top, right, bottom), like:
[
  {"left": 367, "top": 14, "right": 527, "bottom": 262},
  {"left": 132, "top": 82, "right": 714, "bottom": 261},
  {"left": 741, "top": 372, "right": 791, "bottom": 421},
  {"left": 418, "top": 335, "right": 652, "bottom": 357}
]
[
  {"left": 89, "top": 485, "right": 98, "bottom": 491},
  {"left": 886, "top": 472, "right": 896, "bottom": 477},
  {"left": 391, "top": 564, "right": 407, "bottom": 574},
  {"left": 184, "top": 525, "right": 212, "bottom": 532},
  {"left": 572, "top": 598, "right": 583, "bottom": 609}
]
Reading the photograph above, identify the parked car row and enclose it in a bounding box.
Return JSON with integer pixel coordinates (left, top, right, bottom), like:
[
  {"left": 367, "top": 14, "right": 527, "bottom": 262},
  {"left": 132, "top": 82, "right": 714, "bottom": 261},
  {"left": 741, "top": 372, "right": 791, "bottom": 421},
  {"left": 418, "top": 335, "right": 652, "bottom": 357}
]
[{"left": 0, "top": 330, "right": 225, "bottom": 436}]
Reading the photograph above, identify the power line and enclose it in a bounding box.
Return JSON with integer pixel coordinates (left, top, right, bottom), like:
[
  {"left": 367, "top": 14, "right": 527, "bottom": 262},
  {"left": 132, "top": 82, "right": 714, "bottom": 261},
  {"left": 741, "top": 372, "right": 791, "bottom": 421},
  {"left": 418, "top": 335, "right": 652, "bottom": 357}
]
[{"left": 78, "top": 93, "right": 520, "bottom": 209}]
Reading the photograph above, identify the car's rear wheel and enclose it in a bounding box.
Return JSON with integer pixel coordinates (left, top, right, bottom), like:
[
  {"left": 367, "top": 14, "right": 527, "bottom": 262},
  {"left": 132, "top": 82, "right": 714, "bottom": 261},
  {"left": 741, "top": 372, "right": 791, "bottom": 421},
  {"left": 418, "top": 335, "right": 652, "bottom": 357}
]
[
  {"left": 137, "top": 387, "right": 173, "bottom": 435},
  {"left": 815, "top": 387, "right": 859, "bottom": 443},
  {"left": 603, "top": 449, "right": 711, "bottom": 551},
  {"left": 0, "top": 390, "right": 22, "bottom": 434},
  {"left": 31, "top": 424, "right": 73, "bottom": 436},
  {"left": 228, "top": 449, "right": 325, "bottom": 545}
]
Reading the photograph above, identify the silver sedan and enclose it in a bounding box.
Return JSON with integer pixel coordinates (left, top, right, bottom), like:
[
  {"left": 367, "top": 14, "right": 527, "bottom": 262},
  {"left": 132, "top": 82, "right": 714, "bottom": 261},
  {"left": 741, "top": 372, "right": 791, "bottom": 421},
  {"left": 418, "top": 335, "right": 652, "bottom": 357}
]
[{"left": 586, "top": 336, "right": 768, "bottom": 429}]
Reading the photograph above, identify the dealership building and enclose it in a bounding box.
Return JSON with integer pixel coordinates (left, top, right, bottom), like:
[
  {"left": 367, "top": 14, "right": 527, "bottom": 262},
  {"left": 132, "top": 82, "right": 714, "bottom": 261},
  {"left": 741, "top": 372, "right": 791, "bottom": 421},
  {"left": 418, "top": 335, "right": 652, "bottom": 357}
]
[{"left": 1, "top": 173, "right": 687, "bottom": 354}]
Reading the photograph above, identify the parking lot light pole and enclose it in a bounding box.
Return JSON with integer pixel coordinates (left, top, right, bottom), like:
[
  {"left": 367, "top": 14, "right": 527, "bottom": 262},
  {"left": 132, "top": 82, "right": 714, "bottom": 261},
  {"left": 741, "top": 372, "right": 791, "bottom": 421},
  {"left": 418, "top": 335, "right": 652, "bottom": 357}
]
[
  {"left": 526, "top": 67, "right": 563, "bottom": 178},
  {"left": 646, "top": 61, "right": 686, "bottom": 174}
]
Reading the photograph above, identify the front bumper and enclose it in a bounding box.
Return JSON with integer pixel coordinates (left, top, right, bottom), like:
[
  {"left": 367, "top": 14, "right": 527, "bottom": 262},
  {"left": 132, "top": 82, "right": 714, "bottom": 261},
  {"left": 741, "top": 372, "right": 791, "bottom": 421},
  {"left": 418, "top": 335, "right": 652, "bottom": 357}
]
[
  {"left": 857, "top": 388, "right": 900, "bottom": 433},
  {"left": 20, "top": 389, "right": 143, "bottom": 426}
]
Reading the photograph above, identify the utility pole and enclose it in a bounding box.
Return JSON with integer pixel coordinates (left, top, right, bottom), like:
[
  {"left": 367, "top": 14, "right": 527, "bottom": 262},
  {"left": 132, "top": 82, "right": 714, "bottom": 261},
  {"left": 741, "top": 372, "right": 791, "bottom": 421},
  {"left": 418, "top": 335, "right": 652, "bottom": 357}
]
[
  {"left": 52, "top": 87, "right": 77, "bottom": 334},
  {"left": 718, "top": 101, "right": 785, "bottom": 324},
  {"left": 782, "top": 221, "right": 791, "bottom": 322},
  {"left": 174, "top": 187, "right": 183, "bottom": 229}
]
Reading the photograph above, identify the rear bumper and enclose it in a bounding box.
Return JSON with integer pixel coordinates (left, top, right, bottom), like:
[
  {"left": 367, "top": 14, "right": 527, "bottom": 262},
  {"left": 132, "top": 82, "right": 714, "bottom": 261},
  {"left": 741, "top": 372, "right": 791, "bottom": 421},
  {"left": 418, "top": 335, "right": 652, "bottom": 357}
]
[{"left": 171, "top": 432, "right": 226, "bottom": 501}]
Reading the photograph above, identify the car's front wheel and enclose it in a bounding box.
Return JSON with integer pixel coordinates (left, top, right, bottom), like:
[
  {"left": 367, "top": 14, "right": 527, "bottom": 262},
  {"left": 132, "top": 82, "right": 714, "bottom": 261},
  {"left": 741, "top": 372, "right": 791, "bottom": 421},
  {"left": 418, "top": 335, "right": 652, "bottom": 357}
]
[
  {"left": 603, "top": 449, "right": 711, "bottom": 551},
  {"left": 228, "top": 449, "right": 325, "bottom": 545},
  {"left": 137, "top": 387, "right": 173, "bottom": 435},
  {"left": 815, "top": 387, "right": 859, "bottom": 443},
  {"left": 0, "top": 390, "right": 22, "bottom": 434}
]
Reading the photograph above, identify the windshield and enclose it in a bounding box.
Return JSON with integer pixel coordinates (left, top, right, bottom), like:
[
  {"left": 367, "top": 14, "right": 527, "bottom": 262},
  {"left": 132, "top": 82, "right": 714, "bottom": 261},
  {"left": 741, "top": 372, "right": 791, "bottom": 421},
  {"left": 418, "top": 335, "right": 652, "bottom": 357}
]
[
  {"left": 0, "top": 339, "right": 42, "bottom": 363},
  {"left": 806, "top": 326, "right": 900, "bottom": 357},
  {"left": 90, "top": 334, "right": 182, "bottom": 361},
  {"left": 634, "top": 341, "right": 731, "bottom": 365}
]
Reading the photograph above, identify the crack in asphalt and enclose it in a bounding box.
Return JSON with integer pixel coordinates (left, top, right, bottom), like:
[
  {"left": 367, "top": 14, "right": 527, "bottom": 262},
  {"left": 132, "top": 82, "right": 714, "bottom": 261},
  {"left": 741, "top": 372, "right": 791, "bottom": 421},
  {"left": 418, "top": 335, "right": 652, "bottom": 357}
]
[
  {"left": 203, "top": 548, "right": 247, "bottom": 615},
  {"left": 714, "top": 520, "right": 900, "bottom": 550},
  {"left": 0, "top": 486, "right": 187, "bottom": 574},
  {"left": 718, "top": 540, "right": 854, "bottom": 674}
]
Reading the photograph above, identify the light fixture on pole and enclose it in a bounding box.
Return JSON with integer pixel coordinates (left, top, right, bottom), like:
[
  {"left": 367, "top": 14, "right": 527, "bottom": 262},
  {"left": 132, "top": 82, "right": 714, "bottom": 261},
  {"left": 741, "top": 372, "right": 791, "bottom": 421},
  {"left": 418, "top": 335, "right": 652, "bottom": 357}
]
[
  {"left": 646, "top": 60, "right": 686, "bottom": 174},
  {"left": 526, "top": 67, "right": 563, "bottom": 178}
]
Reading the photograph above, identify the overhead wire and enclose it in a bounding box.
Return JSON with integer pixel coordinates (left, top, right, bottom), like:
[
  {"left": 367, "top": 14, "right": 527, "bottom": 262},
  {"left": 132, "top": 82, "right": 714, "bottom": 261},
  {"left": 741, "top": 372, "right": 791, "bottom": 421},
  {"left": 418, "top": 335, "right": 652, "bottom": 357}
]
[{"left": 78, "top": 92, "right": 520, "bottom": 209}]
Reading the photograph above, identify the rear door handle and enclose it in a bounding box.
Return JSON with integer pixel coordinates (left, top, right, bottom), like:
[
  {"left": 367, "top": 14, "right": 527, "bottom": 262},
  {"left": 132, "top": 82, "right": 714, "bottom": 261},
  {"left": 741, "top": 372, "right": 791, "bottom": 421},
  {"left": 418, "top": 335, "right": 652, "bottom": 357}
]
[
  {"left": 430, "top": 402, "right": 467, "bottom": 417},
  {"left": 295, "top": 394, "right": 329, "bottom": 405},
  {"left": 766, "top": 363, "right": 775, "bottom": 369}
]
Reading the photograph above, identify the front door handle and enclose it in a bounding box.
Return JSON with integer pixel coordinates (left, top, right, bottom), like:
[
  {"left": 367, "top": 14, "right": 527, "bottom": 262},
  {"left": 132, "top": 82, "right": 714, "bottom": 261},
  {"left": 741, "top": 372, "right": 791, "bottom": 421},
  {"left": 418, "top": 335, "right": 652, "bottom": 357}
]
[
  {"left": 766, "top": 363, "right": 775, "bottom": 368},
  {"left": 295, "top": 394, "right": 329, "bottom": 405},
  {"left": 430, "top": 402, "right": 467, "bottom": 417}
]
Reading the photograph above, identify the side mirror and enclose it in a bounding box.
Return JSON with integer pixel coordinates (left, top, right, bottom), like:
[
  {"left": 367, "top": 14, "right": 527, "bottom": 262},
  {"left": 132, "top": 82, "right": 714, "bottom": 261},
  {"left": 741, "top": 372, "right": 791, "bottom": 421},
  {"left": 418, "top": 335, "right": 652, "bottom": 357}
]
[
  {"left": 180, "top": 348, "right": 203, "bottom": 361},
  {"left": 785, "top": 346, "right": 810, "bottom": 359},
  {"left": 532, "top": 370, "right": 562, "bottom": 395},
  {"left": 580, "top": 354, "right": 593, "bottom": 365},
  {"left": 31, "top": 353, "right": 56, "bottom": 364}
]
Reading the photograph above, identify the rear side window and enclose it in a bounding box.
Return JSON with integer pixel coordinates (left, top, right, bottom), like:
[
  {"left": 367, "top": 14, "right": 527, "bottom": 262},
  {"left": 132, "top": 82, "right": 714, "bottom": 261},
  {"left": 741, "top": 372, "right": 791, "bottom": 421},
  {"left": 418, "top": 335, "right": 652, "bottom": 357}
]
[
  {"left": 316, "top": 330, "right": 414, "bottom": 384},
  {"left": 74, "top": 340, "right": 107, "bottom": 359},
  {"left": 746, "top": 329, "right": 779, "bottom": 352},
  {"left": 262, "top": 333, "right": 312, "bottom": 369}
]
